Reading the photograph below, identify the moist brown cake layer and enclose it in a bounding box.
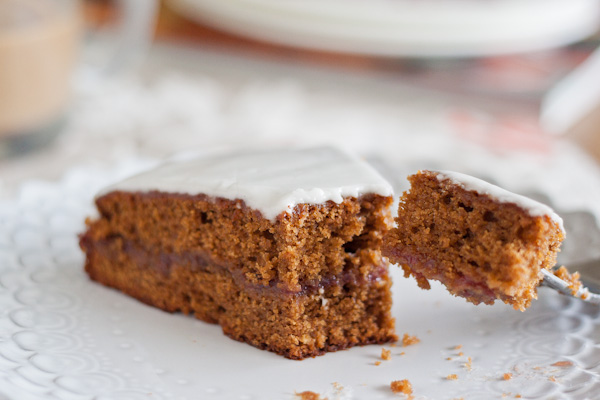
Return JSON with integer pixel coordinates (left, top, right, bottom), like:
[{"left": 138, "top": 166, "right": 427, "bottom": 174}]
[
  {"left": 82, "top": 236, "right": 397, "bottom": 359},
  {"left": 383, "top": 170, "right": 564, "bottom": 311},
  {"left": 81, "top": 191, "right": 396, "bottom": 358},
  {"left": 81, "top": 236, "right": 390, "bottom": 298},
  {"left": 87, "top": 191, "right": 393, "bottom": 292}
]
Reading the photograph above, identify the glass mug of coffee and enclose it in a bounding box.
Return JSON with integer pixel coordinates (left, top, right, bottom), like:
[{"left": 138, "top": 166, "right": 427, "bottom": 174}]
[{"left": 0, "top": 0, "right": 157, "bottom": 157}]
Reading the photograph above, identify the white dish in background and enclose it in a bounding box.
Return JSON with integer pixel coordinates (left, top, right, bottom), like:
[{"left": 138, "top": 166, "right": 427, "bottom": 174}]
[
  {"left": 167, "top": 0, "right": 600, "bottom": 57},
  {"left": 1, "top": 162, "right": 600, "bottom": 400}
]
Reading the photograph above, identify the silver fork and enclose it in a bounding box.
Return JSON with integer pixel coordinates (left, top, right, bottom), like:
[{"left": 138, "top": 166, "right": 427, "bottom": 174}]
[{"left": 542, "top": 261, "right": 600, "bottom": 304}]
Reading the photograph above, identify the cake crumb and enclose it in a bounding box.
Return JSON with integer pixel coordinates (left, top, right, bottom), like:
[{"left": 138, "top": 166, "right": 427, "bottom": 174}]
[
  {"left": 454, "top": 345, "right": 462, "bottom": 350},
  {"left": 515, "top": 395, "right": 522, "bottom": 398},
  {"left": 295, "top": 391, "right": 327, "bottom": 400},
  {"left": 503, "top": 373, "right": 512, "bottom": 381},
  {"left": 458, "top": 352, "right": 464, "bottom": 356},
  {"left": 331, "top": 382, "right": 346, "bottom": 395},
  {"left": 402, "top": 333, "right": 420, "bottom": 347},
  {"left": 581, "top": 290, "right": 590, "bottom": 299},
  {"left": 446, "top": 357, "right": 452, "bottom": 361},
  {"left": 553, "top": 266, "right": 583, "bottom": 296},
  {"left": 382, "top": 348, "right": 392, "bottom": 360},
  {"left": 464, "top": 357, "right": 472, "bottom": 370},
  {"left": 551, "top": 361, "right": 573, "bottom": 367},
  {"left": 400, "top": 352, "right": 405, "bottom": 356},
  {"left": 446, "top": 374, "right": 458, "bottom": 380},
  {"left": 549, "top": 376, "right": 557, "bottom": 382},
  {"left": 375, "top": 361, "right": 381, "bottom": 366},
  {"left": 390, "top": 379, "right": 413, "bottom": 396}
]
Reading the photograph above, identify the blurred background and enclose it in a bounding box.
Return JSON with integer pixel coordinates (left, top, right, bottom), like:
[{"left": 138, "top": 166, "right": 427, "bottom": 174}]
[{"left": 2, "top": 0, "right": 600, "bottom": 218}]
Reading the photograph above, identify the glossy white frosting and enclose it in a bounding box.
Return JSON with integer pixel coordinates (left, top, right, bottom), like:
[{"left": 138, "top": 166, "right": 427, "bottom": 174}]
[
  {"left": 435, "top": 170, "right": 564, "bottom": 232},
  {"left": 100, "top": 147, "right": 393, "bottom": 221}
]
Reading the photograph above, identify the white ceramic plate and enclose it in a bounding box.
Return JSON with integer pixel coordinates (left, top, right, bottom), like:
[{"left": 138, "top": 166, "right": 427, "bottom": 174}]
[
  {"left": 167, "top": 0, "right": 600, "bottom": 57},
  {"left": 1, "top": 165, "right": 600, "bottom": 400}
]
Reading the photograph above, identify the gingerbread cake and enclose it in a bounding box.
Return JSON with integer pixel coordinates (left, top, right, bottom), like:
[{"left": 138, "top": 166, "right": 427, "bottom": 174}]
[
  {"left": 383, "top": 170, "right": 564, "bottom": 311},
  {"left": 80, "top": 147, "right": 397, "bottom": 359}
]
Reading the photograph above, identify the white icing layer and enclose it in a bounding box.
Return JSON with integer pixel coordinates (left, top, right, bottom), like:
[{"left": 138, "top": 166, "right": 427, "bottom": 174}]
[
  {"left": 435, "top": 170, "right": 564, "bottom": 232},
  {"left": 100, "top": 147, "right": 393, "bottom": 221}
]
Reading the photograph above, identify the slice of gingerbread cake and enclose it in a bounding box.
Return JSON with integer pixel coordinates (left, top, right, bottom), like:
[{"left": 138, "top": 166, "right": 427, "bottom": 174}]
[
  {"left": 80, "top": 147, "right": 397, "bottom": 359},
  {"left": 383, "top": 170, "right": 564, "bottom": 311}
]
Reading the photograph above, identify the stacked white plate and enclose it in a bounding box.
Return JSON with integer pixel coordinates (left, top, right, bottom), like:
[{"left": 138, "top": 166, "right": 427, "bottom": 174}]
[{"left": 167, "top": 0, "right": 600, "bottom": 57}]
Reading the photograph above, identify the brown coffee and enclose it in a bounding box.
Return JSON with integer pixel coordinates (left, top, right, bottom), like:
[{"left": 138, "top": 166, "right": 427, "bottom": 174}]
[{"left": 0, "top": 0, "right": 80, "bottom": 138}]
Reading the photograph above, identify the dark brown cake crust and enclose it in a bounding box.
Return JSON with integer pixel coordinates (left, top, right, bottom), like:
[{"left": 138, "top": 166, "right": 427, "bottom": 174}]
[
  {"left": 383, "top": 170, "right": 564, "bottom": 311},
  {"left": 80, "top": 191, "right": 396, "bottom": 359}
]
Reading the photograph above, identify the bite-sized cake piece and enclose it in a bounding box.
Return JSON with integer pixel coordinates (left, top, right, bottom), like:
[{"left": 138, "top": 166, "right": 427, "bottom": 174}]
[
  {"left": 80, "top": 147, "right": 397, "bottom": 359},
  {"left": 383, "top": 170, "right": 564, "bottom": 311}
]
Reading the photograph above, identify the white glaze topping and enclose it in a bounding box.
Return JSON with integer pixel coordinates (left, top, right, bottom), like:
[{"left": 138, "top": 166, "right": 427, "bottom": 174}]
[
  {"left": 100, "top": 147, "right": 393, "bottom": 221},
  {"left": 435, "top": 170, "right": 564, "bottom": 232}
]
